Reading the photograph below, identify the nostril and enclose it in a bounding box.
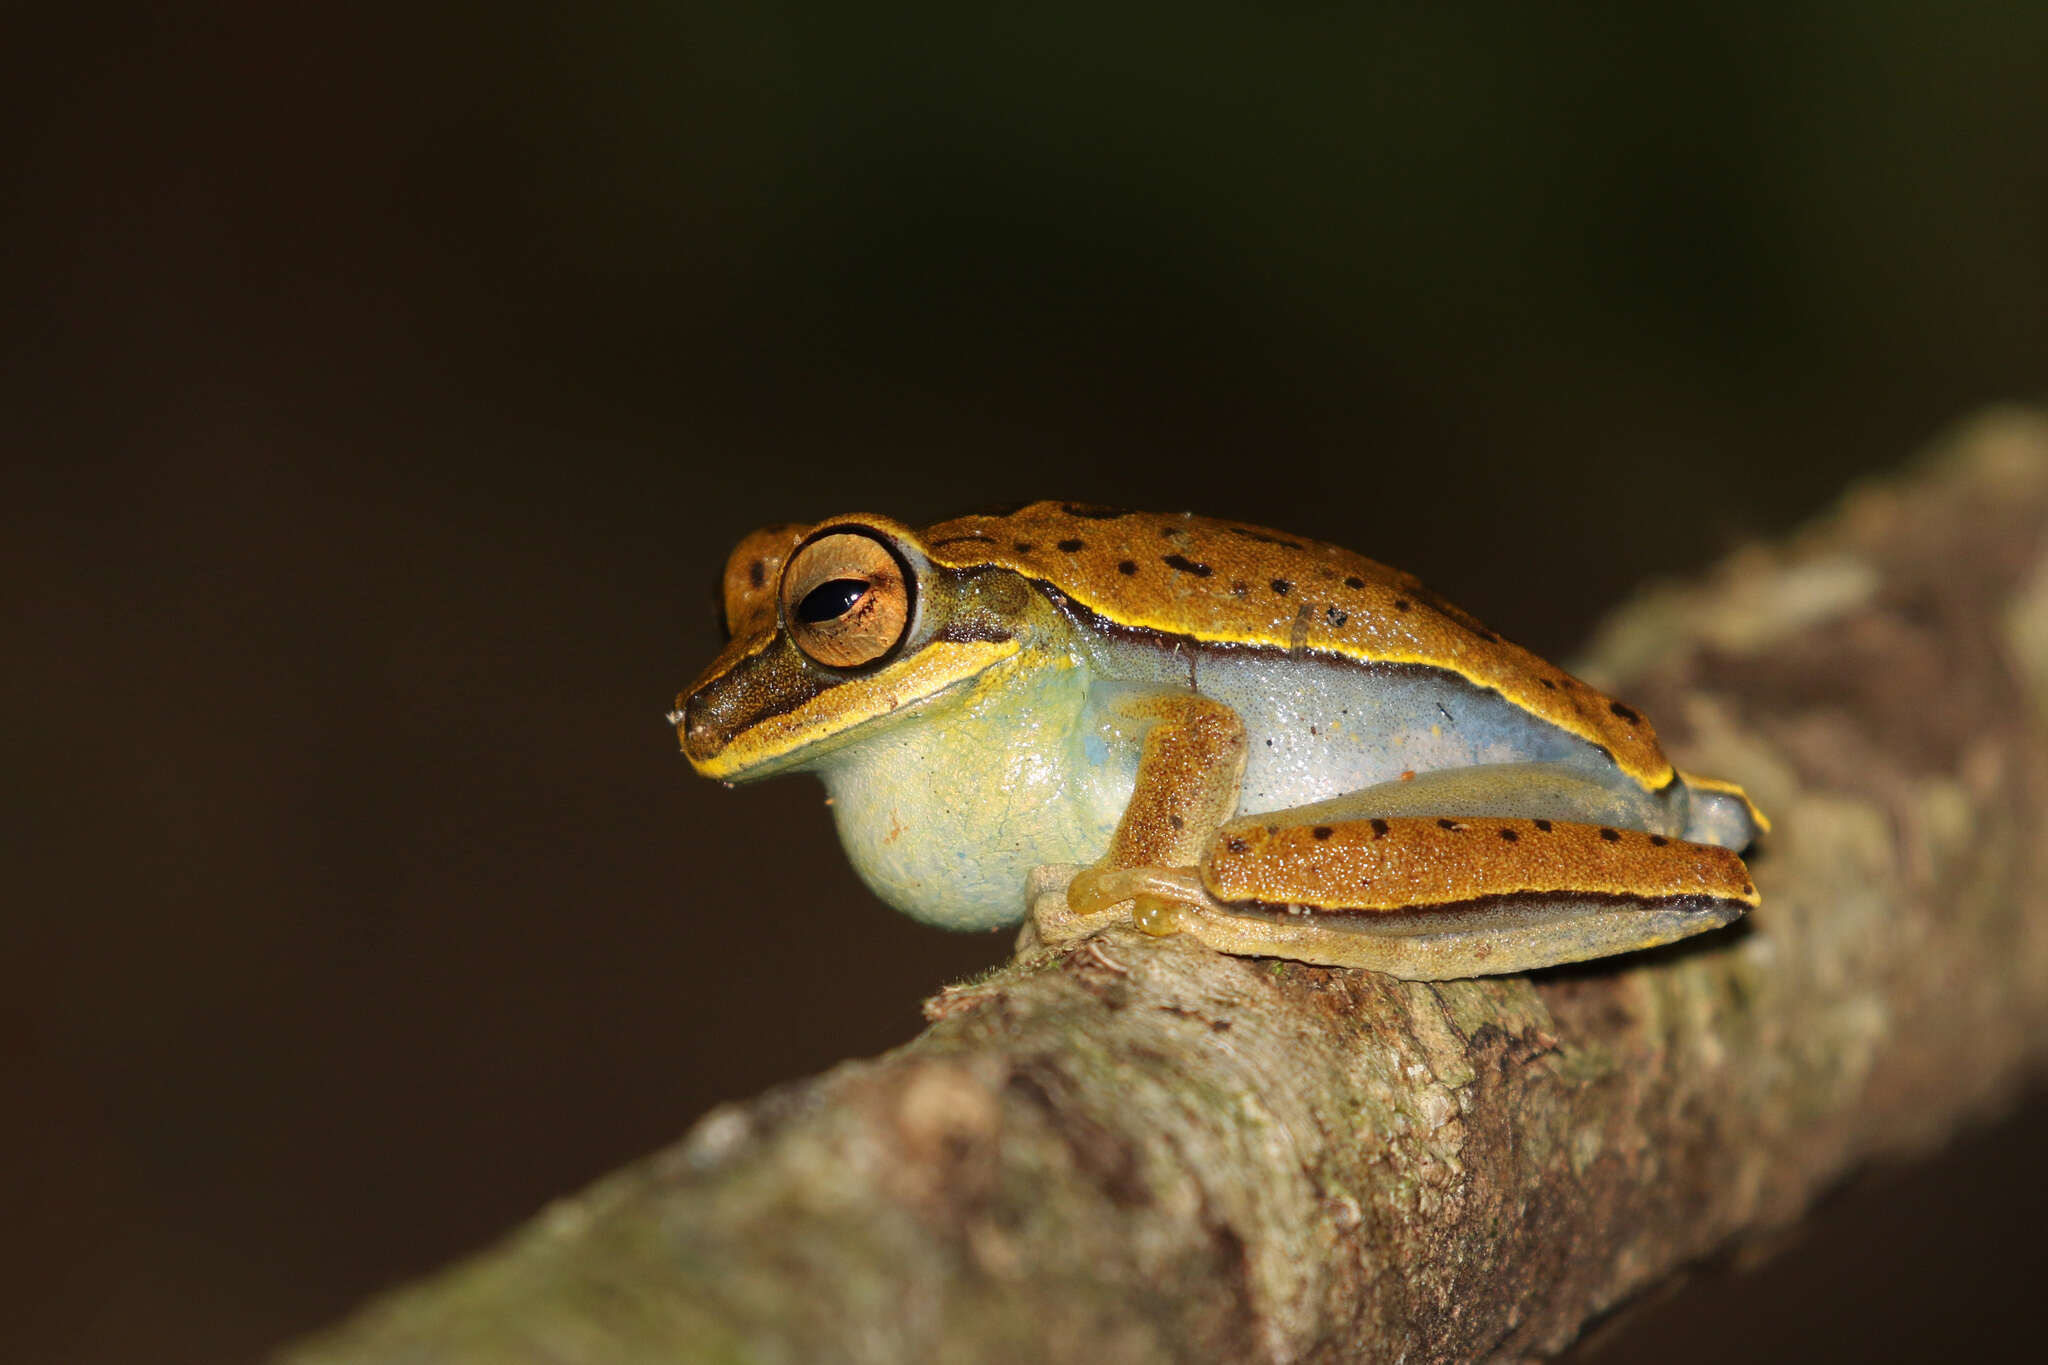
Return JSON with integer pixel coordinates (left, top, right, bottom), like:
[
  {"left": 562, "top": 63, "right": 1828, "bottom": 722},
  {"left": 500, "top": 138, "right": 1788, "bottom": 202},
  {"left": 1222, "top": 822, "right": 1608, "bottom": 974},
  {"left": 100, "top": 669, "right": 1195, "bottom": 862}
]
[{"left": 676, "top": 692, "right": 722, "bottom": 757}]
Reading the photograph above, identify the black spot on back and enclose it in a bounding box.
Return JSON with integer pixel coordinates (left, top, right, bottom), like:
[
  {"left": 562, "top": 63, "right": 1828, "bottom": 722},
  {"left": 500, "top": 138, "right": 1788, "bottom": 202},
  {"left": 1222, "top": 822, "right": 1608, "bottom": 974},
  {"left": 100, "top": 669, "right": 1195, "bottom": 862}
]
[
  {"left": 1270, "top": 579, "right": 1292, "bottom": 596},
  {"left": 1369, "top": 818, "right": 1390, "bottom": 838},
  {"left": 1225, "top": 836, "right": 1249, "bottom": 855},
  {"left": 748, "top": 559, "right": 766, "bottom": 588},
  {"left": 1599, "top": 827, "right": 1621, "bottom": 842},
  {"left": 1499, "top": 828, "right": 1519, "bottom": 842},
  {"left": 1437, "top": 818, "right": 1462, "bottom": 831},
  {"left": 1649, "top": 834, "right": 1669, "bottom": 846},
  {"left": 1344, "top": 575, "right": 1364, "bottom": 589},
  {"left": 1057, "top": 538, "right": 1086, "bottom": 553},
  {"left": 1061, "top": 502, "right": 1130, "bottom": 520},
  {"left": 1117, "top": 560, "right": 1138, "bottom": 576},
  {"left": 1393, "top": 597, "right": 1411, "bottom": 611},
  {"left": 1163, "top": 554, "right": 1213, "bottom": 577},
  {"left": 1609, "top": 701, "right": 1641, "bottom": 724},
  {"left": 1539, "top": 678, "right": 1558, "bottom": 689},
  {"left": 1311, "top": 826, "right": 1333, "bottom": 840},
  {"left": 1013, "top": 541, "right": 1035, "bottom": 553},
  {"left": 1533, "top": 818, "right": 1553, "bottom": 832},
  {"left": 1325, "top": 605, "right": 1348, "bottom": 627}
]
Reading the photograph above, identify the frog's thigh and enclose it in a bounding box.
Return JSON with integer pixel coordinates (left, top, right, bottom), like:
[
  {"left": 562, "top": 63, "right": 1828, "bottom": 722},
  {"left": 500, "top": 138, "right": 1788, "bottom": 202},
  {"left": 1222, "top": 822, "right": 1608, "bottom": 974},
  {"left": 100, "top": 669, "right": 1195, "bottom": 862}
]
[
  {"left": 1265, "top": 761, "right": 1675, "bottom": 833},
  {"left": 1175, "top": 815, "right": 1756, "bottom": 979}
]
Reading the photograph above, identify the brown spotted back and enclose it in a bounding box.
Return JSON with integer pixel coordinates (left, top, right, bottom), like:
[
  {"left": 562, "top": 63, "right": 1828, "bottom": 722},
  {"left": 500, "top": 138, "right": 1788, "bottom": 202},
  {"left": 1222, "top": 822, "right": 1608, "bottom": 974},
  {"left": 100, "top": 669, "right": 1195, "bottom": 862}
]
[{"left": 918, "top": 501, "right": 1674, "bottom": 791}]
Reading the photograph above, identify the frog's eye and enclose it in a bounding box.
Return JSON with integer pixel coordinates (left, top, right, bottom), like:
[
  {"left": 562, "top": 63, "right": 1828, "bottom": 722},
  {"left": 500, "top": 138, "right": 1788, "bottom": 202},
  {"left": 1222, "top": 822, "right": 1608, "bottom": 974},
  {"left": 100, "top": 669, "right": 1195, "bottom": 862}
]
[{"left": 780, "top": 530, "right": 912, "bottom": 668}]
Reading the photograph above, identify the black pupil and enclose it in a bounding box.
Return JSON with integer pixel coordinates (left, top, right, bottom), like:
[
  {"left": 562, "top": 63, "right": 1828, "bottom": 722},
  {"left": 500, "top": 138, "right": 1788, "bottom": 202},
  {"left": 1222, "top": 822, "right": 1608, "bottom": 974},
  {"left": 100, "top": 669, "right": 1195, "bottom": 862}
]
[{"left": 797, "top": 578, "right": 869, "bottom": 624}]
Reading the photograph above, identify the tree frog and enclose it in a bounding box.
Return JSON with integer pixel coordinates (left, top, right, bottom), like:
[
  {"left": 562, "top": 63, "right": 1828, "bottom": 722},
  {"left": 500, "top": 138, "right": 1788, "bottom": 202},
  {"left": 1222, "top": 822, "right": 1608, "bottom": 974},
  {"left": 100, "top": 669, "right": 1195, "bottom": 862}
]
[{"left": 672, "top": 502, "right": 1765, "bottom": 980}]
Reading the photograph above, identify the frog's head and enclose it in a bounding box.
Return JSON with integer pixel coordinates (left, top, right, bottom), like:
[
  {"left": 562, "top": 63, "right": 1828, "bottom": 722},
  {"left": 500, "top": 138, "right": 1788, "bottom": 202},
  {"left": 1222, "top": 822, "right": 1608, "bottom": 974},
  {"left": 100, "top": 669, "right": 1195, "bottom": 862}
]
[{"left": 673, "top": 514, "right": 1034, "bottom": 781}]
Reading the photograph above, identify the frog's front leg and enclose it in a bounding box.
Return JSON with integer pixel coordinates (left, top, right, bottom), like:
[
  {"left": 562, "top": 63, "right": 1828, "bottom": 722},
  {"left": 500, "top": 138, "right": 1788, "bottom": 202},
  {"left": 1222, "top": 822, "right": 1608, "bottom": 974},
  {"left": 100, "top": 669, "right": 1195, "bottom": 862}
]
[{"left": 1030, "top": 691, "right": 1247, "bottom": 947}]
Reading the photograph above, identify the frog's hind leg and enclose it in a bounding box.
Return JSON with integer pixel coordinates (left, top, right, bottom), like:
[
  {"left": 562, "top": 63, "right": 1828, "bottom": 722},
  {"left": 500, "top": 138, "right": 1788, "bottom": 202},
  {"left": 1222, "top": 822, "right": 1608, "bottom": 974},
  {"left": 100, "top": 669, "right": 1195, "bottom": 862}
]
[
  {"left": 1133, "top": 880, "right": 1749, "bottom": 979},
  {"left": 1179, "top": 811, "right": 1757, "bottom": 978}
]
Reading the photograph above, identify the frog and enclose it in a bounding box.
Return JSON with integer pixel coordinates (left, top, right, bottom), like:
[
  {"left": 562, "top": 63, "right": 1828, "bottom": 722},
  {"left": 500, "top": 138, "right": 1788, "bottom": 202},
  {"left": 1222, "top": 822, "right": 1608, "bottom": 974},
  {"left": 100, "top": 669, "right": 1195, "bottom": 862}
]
[{"left": 671, "top": 501, "right": 1765, "bottom": 980}]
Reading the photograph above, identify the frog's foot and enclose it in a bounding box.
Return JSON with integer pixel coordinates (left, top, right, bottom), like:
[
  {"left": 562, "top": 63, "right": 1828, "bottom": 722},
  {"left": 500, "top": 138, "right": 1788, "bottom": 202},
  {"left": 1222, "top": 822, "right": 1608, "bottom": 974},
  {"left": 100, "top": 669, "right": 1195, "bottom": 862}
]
[{"left": 1054, "top": 862, "right": 1211, "bottom": 937}]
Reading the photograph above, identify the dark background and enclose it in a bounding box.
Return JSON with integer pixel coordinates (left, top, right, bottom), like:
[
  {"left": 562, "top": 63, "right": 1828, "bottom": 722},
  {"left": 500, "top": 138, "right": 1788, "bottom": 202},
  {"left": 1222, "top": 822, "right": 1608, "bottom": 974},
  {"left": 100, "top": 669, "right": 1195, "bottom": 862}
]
[{"left": 8, "top": 6, "right": 2047, "bottom": 1361}]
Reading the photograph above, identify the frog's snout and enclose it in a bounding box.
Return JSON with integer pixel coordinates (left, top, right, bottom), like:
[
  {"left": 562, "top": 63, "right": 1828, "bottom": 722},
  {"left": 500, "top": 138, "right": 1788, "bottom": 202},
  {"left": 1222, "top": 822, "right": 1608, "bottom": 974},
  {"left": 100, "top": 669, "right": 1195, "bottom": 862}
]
[{"left": 674, "top": 689, "right": 722, "bottom": 766}]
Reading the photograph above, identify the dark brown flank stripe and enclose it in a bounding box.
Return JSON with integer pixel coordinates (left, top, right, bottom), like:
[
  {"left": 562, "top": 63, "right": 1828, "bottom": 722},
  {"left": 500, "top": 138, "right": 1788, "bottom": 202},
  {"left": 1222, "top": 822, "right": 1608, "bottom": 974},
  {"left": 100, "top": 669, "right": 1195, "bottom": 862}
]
[
  {"left": 927, "top": 533, "right": 1000, "bottom": 549},
  {"left": 942, "top": 507, "right": 1662, "bottom": 769},
  {"left": 1016, "top": 576, "right": 1646, "bottom": 765},
  {"left": 1212, "top": 889, "right": 1749, "bottom": 923}
]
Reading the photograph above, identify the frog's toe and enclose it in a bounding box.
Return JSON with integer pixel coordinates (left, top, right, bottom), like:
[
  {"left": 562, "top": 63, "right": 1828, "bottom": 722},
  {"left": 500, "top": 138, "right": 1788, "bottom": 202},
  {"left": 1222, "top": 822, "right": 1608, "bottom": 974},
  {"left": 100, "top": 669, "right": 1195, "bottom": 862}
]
[
  {"left": 1067, "top": 863, "right": 1205, "bottom": 917},
  {"left": 1130, "top": 894, "right": 1200, "bottom": 937},
  {"left": 1027, "top": 862, "right": 1207, "bottom": 948}
]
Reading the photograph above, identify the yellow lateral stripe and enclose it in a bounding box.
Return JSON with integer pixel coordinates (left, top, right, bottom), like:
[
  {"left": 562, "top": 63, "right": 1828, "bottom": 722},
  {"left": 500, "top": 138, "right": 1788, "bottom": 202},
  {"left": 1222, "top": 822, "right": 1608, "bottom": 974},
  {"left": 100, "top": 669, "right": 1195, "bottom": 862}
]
[
  {"left": 921, "top": 503, "right": 1676, "bottom": 791},
  {"left": 691, "top": 639, "right": 1020, "bottom": 779},
  {"left": 1204, "top": 815, "right": 1757, "bottom": 913}
]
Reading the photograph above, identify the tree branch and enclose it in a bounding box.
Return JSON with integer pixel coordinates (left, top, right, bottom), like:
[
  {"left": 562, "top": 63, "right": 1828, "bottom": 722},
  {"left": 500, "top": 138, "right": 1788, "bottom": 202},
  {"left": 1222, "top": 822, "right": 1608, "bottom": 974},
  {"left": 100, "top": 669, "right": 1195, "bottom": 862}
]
[{"left": 280, "top": 408, "right": 2048, "bottom": 1364}]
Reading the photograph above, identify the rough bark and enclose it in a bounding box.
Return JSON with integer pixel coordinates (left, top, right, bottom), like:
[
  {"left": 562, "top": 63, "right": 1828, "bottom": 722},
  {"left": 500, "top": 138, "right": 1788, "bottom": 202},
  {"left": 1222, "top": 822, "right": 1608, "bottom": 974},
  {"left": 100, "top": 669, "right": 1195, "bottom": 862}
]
[{"left": 281, "top": 409, "right": 2048, "bottom": 1364}]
